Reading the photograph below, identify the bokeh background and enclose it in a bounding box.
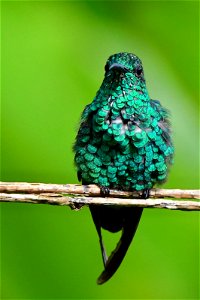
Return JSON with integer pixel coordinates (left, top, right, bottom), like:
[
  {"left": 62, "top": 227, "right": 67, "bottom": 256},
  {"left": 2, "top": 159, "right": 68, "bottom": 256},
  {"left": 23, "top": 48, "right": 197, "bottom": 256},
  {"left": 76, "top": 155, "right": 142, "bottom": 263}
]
[{"left": 1, "top": 1, "right": 199, "bottom": 299}]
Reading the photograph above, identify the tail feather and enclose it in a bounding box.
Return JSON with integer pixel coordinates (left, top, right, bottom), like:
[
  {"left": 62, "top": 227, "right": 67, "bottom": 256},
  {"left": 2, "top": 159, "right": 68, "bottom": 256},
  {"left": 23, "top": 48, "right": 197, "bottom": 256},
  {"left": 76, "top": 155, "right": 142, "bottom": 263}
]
[
  {"left": 90, "top": 206, "right": 108, "bottom": 267},
  {"left": 97, "top": 207, "right": 143, "bottom": 285}
]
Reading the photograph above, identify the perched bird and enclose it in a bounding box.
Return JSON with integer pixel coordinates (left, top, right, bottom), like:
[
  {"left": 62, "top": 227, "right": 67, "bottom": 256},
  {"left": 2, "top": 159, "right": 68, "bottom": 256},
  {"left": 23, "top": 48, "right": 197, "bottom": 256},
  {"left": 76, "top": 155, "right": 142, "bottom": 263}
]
[{"left": 73, "top": 52, "right": 174, "bottom": 284}]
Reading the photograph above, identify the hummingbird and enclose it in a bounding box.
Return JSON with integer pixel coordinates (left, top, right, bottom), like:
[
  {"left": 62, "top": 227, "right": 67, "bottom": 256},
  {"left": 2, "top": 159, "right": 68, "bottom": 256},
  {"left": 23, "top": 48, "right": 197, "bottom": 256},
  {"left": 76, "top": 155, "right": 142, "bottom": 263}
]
[{"left": 73, "top": 52, "right": 174, "bottom": 284}]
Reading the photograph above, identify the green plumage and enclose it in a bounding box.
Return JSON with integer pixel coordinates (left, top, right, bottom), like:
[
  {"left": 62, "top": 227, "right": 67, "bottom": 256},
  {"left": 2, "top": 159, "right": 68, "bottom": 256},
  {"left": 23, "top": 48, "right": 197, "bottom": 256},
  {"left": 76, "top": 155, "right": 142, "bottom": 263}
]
[
  {"left": 74, "top": 53, "right": 173, "bottom": 191},
  {"left": 73, "top": 53, "right": 174, "bottom": 284}
]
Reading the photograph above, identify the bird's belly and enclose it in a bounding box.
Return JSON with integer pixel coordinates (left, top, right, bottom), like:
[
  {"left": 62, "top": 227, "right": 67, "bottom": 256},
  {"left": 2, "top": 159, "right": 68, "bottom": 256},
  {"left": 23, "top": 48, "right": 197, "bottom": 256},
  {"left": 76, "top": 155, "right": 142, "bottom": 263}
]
[
  {"left": 79, "top": 144, "right": 157, "bottom": 191},
  {"left": 76, "top": 118, "right": 172, "bottom": 191}
]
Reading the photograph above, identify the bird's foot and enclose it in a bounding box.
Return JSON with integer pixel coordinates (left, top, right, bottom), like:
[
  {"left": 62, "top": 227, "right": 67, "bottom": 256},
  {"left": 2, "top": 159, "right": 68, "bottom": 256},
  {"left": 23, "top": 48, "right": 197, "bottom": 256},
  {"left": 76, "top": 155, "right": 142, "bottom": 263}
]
[
  {"left": 99, "top": 185, "right": 110, "bottom": 197},
  {"left": 141, "top": 188, "right": 150, "bottom": 199},
  {"left": 69, "top": 203, "right": 85, "bottom": 211}
]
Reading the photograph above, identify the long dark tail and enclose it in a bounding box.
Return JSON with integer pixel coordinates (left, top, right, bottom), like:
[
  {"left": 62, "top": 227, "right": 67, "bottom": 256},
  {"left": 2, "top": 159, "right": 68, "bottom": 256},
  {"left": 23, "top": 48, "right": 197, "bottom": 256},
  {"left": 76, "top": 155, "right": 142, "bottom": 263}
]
[{"left": 90, "top": 206, "right": 143, "bottom": 285}]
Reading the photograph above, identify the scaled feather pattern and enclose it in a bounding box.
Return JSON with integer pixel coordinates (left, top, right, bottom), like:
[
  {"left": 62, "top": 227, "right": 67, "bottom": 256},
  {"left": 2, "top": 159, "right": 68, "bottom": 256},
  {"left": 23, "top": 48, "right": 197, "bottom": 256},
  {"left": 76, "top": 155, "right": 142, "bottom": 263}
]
[{"left": 74, "top": 53, "right": 174, "bottom": 191}]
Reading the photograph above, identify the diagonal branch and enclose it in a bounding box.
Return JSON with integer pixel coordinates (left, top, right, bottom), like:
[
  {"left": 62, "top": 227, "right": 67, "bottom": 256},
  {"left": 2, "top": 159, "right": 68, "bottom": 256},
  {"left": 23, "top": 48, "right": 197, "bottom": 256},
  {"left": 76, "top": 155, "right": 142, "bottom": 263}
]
[{"left": 0, "top": 182, "right": 199, "bottom": 211}]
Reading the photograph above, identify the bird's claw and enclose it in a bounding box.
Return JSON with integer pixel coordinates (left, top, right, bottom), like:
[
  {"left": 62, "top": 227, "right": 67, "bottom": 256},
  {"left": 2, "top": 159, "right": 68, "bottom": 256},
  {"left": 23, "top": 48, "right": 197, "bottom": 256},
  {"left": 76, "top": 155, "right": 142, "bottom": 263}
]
[
  {"left": 99, "top": 186, "right": 110, "bottom": 197},
  {"left": 141, "top": 189, "right": 150, "bottom": 199}
]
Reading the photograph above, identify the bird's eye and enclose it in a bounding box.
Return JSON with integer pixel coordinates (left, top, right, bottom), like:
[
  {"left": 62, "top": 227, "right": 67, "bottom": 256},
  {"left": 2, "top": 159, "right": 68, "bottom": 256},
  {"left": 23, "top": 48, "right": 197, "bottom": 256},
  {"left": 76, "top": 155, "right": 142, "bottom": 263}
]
[
  {"left": 105, "top": 63, "right": 110, "bottom": 72},
  {"left": 136, "top": 67, "right": 143, "bottom": 76}
]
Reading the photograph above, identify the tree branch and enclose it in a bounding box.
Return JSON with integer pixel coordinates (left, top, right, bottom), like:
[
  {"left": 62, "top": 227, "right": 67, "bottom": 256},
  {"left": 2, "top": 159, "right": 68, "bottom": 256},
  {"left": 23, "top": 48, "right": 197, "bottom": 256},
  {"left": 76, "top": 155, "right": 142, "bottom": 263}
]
[{"left": 0, "top": 182, "right": 199, "bottom": 211}]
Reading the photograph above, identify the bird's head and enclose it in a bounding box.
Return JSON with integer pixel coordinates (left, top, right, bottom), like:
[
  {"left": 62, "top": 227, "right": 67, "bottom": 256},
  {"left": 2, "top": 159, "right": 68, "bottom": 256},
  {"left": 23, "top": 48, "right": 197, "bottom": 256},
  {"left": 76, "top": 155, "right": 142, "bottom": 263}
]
[{"left": 104, "top": 52, "right": 145, "bottom": 84}]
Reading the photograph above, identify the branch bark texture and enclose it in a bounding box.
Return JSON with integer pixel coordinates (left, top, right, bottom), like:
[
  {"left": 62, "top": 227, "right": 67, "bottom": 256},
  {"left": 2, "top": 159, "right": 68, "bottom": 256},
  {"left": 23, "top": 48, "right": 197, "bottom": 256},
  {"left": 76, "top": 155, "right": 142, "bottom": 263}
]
[{"left": 0, "top": 182, "right": 199, "bottom": 211}]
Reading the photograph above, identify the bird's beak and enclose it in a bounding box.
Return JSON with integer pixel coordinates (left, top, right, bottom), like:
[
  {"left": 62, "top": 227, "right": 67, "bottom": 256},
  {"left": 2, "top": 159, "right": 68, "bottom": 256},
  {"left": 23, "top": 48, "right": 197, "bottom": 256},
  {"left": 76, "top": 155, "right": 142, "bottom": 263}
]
[{"left": 109, "top": 63, "right": 129, "bottom": 72}]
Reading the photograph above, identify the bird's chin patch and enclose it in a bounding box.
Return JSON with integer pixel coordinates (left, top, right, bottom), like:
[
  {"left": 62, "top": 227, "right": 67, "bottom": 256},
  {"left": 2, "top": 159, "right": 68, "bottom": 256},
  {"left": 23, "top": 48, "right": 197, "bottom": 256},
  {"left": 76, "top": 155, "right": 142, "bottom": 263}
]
[{"left": 111, "top": 73, "right": 126, "bottom": 84}]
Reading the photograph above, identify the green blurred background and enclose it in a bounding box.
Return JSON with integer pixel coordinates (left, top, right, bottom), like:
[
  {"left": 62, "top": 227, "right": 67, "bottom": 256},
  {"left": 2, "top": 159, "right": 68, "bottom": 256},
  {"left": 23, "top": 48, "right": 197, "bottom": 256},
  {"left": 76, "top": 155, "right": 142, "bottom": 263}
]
[{"left": 1, "top": 1, "right": 199, "bottom": 299}]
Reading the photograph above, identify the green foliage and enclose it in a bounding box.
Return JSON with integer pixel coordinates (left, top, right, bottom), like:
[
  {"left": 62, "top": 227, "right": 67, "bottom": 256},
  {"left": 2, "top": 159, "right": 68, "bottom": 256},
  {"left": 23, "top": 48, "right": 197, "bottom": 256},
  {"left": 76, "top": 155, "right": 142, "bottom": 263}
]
[{"left": 1, "top": 1, "right": 199, "bottom": 299}]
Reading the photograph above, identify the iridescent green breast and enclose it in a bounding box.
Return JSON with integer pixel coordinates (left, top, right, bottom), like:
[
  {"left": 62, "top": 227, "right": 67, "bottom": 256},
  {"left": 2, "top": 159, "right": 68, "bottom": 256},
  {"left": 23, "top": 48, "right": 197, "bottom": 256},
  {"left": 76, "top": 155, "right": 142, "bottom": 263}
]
[{"left": 74, "top": 72, "right": 174, "bottom": 191}]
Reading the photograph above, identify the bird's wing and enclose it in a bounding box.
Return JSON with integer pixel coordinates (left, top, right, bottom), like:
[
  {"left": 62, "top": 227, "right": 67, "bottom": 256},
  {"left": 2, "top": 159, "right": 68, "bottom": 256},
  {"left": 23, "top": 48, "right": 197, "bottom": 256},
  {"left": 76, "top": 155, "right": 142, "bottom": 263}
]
[
  {"left": 150, "top": 99, "right": 172, "bottom": 145},
  {"left": 73, "top": 103, "right": 94, "bottom": 181}
]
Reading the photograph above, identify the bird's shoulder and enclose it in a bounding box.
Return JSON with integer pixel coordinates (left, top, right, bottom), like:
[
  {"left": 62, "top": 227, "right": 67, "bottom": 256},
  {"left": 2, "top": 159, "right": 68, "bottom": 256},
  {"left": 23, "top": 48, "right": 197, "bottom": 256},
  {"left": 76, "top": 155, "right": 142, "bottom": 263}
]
[{"left": 149, "top": 99, "right": 173, "bottom": 147}]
